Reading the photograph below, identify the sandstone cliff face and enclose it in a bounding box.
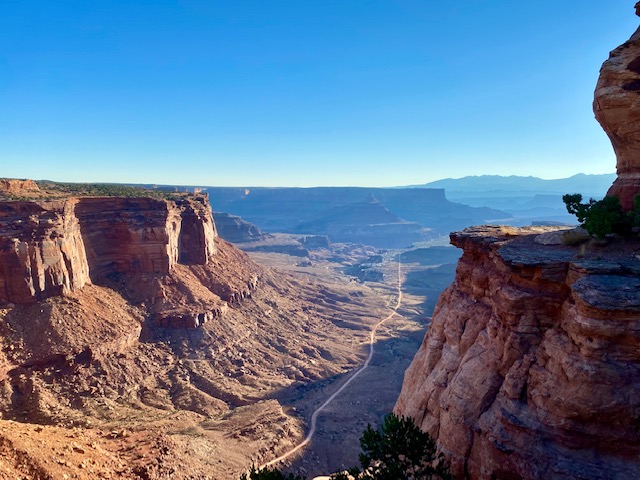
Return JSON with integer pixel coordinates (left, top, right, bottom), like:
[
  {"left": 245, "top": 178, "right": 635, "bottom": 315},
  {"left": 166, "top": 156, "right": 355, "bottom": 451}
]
[
  {"left": 0, "top": 196, "right": 218, "bottom": 305},
  {"left": 0, "top": 200, "right": 90, "bottom": 303},
  {"left": 0, "top": 179, "right": 40, "bottom": 195},
  {"left": 76, "top": 197, "right": 179, "bottom": 278},
  {"left": 595, "top": 21, "right": 640, "bottom": 209},
  {"left": 177, "top": 197, "right": 217, "bottom": 264},
  {"left": 395, "top": 226, "right": 640, "bottom": 479}
]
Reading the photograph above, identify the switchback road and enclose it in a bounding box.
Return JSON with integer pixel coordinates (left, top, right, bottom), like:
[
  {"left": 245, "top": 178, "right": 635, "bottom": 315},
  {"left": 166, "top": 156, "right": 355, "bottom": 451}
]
[{"left": 260, "top": 257, "right": 403, "bottom": 470}]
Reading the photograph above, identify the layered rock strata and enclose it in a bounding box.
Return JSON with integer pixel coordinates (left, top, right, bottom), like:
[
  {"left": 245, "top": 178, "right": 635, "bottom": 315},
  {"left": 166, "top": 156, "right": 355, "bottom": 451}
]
[
  {"left": 0, "top": 196, "right": 218, "bottom": 308},
  {"left": 595, "top": 10, "right": 640, "bottom": 209},
  {"left": 177, "top": 197, "right": 217, "bottom": 264},
  {"left": 0, "top": 200, "right": 90, "bottom": 303},
  {"left": 395, "top": 226, "right": 640, "bottom": 479}
]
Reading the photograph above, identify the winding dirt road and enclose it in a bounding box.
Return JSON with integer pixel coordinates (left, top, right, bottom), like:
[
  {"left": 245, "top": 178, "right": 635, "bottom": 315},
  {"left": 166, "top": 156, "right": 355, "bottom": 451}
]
[{"left": 260, "top": 257, "right": 403, "bottom": 470}]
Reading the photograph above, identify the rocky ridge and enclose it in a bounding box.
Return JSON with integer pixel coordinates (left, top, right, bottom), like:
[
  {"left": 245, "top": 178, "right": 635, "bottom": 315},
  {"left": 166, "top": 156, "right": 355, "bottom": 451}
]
[
  {"left": 214, "top": 211, "right": 267, "bottom": 243},
  {"left": 395, "top": 226, "right": 640, "bottom": 479},
  {"left": 0, "top": 179, "right": 40, "bottom": 195}
]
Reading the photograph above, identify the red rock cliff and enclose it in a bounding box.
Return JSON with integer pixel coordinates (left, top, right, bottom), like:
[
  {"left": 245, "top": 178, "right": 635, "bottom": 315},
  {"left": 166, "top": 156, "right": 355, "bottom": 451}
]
[
  {"left": 395, "top": 226, "right": 640, "bottom": 479},
  {"left": 595, "top": 11, "right": 640, "bottom": 209},
  {"left": 0, "top": 179, "right": 40, "bottom": 195},
  {"left": 0, "top": 199, "right": 90, "bottom": 303},
  {"left": 0, "top": 196, "right": 218, "bottom": 304}
]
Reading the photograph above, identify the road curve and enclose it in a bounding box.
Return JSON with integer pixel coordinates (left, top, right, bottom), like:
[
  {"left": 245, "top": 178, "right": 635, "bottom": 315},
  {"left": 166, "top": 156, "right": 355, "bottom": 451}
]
[{"left": 260, "top": 257, "right": 403, "bottom": 470}]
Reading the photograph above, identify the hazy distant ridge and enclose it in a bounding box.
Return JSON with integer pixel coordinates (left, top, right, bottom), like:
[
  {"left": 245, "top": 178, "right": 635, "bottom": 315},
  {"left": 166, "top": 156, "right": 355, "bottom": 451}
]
[{"left": 411, "top": 173, "right": 615, "bottom": 198}]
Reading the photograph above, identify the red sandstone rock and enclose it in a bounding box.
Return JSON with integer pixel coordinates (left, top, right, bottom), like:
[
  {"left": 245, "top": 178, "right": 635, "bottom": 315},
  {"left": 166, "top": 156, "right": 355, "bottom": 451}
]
[
  {"left": 0, "top": 200, "right": 91, "bottom": 303},
  {"left": 176, "top": 197, "right": 217, "bottom": 264},
  {"left": 395, "top": 226, "right": 640, "bottom": 479},
  {"left": 0, "top": 179, "right": 39, "bottom": 194},
  {"left": 0, "top": 196, "right": 219, "bottom": 306},
  {"left": 594, "top": 14, "right": 640, "bottom": 209}
]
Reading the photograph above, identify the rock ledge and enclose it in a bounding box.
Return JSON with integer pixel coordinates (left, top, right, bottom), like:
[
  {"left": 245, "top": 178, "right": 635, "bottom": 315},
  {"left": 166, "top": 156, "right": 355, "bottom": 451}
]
[{"left": 395, "top": 225, "right": 640, "bottom": 479}]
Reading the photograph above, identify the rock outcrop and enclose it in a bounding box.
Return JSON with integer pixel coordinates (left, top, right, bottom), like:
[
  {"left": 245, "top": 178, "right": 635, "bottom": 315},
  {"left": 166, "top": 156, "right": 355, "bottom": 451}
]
[
  {"left": 0, "top": 195, "right": 218, "bottom": 306},
  {"left": 395, "top": 226, "right": 640, "bottom": 479},
  {"left": 595, "top": 8, "right": 640, "bottom": 209},
  {"left": 0, "top": 179, "right": 40, "bottom": 195},
  {"left": 213, "top": 212, "right": 266, "bottom": 243}
]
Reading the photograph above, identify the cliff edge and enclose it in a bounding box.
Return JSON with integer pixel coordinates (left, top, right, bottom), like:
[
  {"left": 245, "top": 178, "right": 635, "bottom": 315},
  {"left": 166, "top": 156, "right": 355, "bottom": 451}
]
[{"left": 395, "top": 226, "right": 640, "bottom": 479}]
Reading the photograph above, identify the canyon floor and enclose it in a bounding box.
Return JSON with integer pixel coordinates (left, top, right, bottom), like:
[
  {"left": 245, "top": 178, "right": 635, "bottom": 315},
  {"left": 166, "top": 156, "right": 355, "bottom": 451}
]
[
  {"left": 0, "top": 228, "right": 458, "bottom": 480},
  {"left": 237, "top": 236, "right": 458, "bottom": 478}
]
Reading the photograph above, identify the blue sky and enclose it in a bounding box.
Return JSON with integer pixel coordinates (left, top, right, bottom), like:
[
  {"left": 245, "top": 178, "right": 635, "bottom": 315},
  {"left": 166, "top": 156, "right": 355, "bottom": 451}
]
[{"left": 0, "top": 1, "right": 636, "bottom": 187}]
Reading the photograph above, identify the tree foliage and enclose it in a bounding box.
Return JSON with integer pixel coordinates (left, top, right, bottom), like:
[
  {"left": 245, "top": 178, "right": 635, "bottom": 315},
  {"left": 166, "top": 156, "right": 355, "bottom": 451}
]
[
  {"left": 331, "top": 414, "right": 453, "bottom": 480},
  {"left": 240, "top": 465, "right": 306, "bottom": 480},
  {"left": 241, "top": 415, "right": 452, "bottom": 480},
  {"left": 562, "top": 193, "right": 640, "bottom": 239}
]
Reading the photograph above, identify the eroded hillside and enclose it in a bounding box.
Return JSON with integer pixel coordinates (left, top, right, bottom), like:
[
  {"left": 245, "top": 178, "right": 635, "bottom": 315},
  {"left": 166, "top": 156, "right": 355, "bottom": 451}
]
[{"left": 0, "top": 184, "right": 394, "bottom": 478}]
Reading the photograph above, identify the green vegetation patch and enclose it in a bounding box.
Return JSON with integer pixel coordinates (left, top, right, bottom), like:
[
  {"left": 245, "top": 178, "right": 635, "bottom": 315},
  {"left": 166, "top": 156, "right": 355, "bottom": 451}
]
[
  {"left": 562, "top": 193, "right": 640, "bottom": 239},
  {"left": 242, "top": 414, "right": 452, "bottom": 480},
  {"left": 37, "top": 181, "right": 184, "bottom": 200}
]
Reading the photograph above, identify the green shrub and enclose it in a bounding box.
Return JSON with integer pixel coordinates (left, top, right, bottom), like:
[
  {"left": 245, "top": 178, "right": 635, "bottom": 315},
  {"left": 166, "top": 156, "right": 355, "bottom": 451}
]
[
  {"left": 242, "top": 414, "right": 452, "bottom": 480},
  {"left": 35, "top": 180, "right": 187, "bottom": 200},
  {"left": 562, "top": 193, "right": 640, "bottom": 239},
  {"left": 240, "top": 465, "right": 306, "bottom": 480},
  {"left": 331, "top": 414, "right": 453, "bottom": 480}
]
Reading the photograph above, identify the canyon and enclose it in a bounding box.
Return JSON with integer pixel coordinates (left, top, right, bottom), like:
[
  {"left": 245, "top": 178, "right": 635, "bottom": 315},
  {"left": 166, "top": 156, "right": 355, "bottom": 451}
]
[
  {"left": 203, "top": 186, "right": 508, "bottom": 246},
  {"left": 2, "top": 9, "right": 639, "bottom": 480},
  {"left": 0, "top": 182, "right": 425, "bottom": 479}
]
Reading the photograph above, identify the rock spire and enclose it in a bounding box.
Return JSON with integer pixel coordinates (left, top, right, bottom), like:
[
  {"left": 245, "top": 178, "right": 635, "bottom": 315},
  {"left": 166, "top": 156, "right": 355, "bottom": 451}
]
[{"left": 595, "top": 4, "right": 640, "bottom": 209}]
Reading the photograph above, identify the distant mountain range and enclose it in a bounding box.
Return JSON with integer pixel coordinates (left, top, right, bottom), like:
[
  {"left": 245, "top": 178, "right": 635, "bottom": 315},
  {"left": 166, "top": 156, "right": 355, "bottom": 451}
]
[
  {"left": 404, "top": 173, "right": 616, "bottom": 227},
  {"left": 409, "top": 173, "right": 615, "bottom": 199}
]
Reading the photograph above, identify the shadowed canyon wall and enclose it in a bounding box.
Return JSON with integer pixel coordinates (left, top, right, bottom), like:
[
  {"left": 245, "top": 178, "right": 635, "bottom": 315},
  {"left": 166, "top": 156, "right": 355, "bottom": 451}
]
[{"left": 0, "top": 196, "right": 217, "bottom": 304}]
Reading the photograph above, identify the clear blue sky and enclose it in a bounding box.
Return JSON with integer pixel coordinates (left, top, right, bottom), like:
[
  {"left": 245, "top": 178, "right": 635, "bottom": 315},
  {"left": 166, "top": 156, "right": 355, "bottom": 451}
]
[{"left": 0, "top": 1, "right": 636, "bottom": 187}]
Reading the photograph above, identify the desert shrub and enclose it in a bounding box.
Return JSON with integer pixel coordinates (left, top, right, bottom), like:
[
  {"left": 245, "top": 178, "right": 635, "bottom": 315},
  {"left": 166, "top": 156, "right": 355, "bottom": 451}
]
[
  {"left": 562, "top": 193, "right": 640, "bottom": 239},
  {"left": 242, "top": 415, "right": 451, "bottom": 480},
  {"left": 628, "top": 195, "right": 640, "bottom": 229},
  {"left": 331, "top": 414, "right": 453, "bottom": 480},
  {"left": 240, "top": 465, "right": 306, "bottom": 480}
]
